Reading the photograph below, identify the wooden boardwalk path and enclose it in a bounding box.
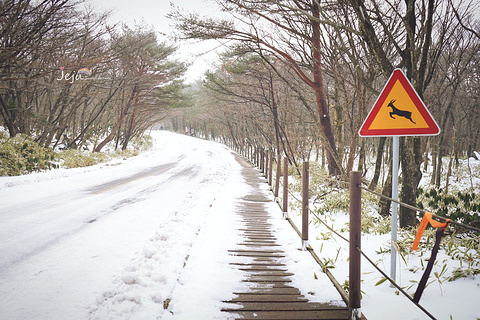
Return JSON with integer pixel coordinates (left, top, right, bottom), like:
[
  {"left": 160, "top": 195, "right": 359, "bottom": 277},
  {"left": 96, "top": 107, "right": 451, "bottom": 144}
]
[{"left": 222, "top": 156, "right": 349, "bottom": 320}]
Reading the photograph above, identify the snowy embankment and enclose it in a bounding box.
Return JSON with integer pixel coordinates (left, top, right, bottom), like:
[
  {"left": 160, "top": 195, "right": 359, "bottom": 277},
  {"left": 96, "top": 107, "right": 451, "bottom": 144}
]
[{"left": 0, "top": 130, "right": 345, "bottom": 320}]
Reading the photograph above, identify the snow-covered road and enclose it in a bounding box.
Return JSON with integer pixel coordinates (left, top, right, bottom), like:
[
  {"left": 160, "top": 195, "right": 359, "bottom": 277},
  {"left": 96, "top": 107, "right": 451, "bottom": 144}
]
[{"left": 0, "top": 131, "right": 249, "bottom": 319}]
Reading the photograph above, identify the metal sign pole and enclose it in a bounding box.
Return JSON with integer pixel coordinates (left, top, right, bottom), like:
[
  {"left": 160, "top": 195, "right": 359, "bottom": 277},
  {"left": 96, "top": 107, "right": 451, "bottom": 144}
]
[{"left": 390, "top": 136, "right": 400, "bottom": 285}]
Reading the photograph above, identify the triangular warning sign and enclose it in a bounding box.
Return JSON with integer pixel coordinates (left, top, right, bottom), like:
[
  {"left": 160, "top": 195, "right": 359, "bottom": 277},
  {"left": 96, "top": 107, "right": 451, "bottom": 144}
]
[{"left": 359, "top": 69, "right": 440, "bottom": 137}]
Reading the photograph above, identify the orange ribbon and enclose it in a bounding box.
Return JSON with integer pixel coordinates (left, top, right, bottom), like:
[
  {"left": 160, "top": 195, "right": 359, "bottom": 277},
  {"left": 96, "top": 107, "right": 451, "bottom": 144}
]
[{"left": 412, "top": 212, "right": 450, "bottom": 251}]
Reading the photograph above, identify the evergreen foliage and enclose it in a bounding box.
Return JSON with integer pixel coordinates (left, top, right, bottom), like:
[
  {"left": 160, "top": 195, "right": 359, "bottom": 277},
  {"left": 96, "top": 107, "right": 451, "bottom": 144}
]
[
  {"left": 417, "top": 187, "right": 480, "bottom": 227},
  {"left": 0, "top": 132, "right": 57, "bottom": 176}
]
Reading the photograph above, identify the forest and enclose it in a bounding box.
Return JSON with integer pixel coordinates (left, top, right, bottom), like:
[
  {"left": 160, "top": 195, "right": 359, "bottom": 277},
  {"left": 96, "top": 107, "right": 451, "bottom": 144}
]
[
  {"left": 0, "top": 0, "right": 188, "bottom": 152},
  {"left": 1, "top": 0, "right": 480, "bottom": 228},
  {"left": 167, "top": 0, "right": 480, "bottom": 228}
]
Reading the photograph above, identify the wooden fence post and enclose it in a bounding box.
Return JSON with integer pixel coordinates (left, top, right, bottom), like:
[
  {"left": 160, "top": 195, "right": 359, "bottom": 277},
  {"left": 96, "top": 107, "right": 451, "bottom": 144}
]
[
  {"left": 283, "top": 157, "right": 288, "bottom": 219},
  {"left": 349, "top": 171, "right": 362, "bottom": 320},
  {"left": 274, "top": 153, "right": 281, "bottom": 200},
  {"left": 268, "top": 151, "right": 273, "bottom": 187},
  {"left": 265, "top": 150, "right": 269, "bottom": 178},
  {"left": 302, "top": 161, "right": 309, "bottom": 250},
  {"left": 260, "top": 148, "right": 264, "bottom": 172}
]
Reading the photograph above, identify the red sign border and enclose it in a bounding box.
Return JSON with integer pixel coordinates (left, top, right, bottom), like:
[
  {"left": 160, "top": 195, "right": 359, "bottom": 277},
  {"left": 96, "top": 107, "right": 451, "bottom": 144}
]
[{"left": 359, "top": 69, "right": 440, "bottom": 137}]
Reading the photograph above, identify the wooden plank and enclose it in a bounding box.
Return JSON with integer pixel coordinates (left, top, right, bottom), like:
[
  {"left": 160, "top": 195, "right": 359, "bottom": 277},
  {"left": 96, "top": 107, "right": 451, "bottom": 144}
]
[
  {"left": 241, "top": 229, "right": 273, "bottom": 232},
  {"left": 242, "top": 276, "right": 292, "bottom": 283},
  {"left": 232, "top": 257, "right": 280, "bottom": 262},
  {"left": 243, "top": 224, "right": 272, "bottom": 228},
  {"left": 237, "top": 267, "right": 289, "bottom": 273},
  {"left": 236, "top": 287, "right": 301, "bottom": 295},
  {"left": 230, "top": 260, "right": 286, "bottom": 265},
  {"left": 229, "top": 252, "right": 286, "bottom": 258},
  {"left": 229, "top": 249, "right": 284, "bottom": 253},
  {"left": 242, "top": 233, "right": 275, "bottom": 237},
  {"left": 242, "top": 282, "right": 296, "bottom": 289},
  {"left": 224, "top": 310, "right": 349, "bottom": 320},
  {"left": 241, "top": 222, "right": 272, "bottom": 226},
  {"left": 239, "top": 229, "right": 273, "bottom": 233},
  {"left": 225, "top": 302, "right": 347, "bottom": 311},
  {"left": 243, "top": 235, "right": 276, "bottom": 239},
  {"left": 227, "top": 294, "right": 307, "bottom": 303},
  {"left": 241, "top": 227, "right": 272, "bottom": 232},
  {"left": 242, "top": 271, "right": 294, "bottom": 277},
  {"left": 230, "top": 263, "right": 287, "bottom": 269},
  {"left": 242, "top": 239, "right": 277, "bottom": 243},
  {"left": 242, "top": 196, "right": 271, "bottom": 202},
  {"left": 238, "top": 242, "right": 281, "bottom": 247}
]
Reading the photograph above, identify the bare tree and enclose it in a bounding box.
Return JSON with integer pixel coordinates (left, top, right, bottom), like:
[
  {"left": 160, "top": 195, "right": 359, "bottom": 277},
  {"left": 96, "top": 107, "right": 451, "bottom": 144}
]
[{"left": 169, "top": 0, "right": 344, "bottom": 177}]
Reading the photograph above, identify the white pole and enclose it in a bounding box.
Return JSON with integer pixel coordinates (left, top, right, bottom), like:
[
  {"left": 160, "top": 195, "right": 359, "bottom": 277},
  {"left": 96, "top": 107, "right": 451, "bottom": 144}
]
[{"left": 390, "top": 136, "right": 400, "bottom": 285}]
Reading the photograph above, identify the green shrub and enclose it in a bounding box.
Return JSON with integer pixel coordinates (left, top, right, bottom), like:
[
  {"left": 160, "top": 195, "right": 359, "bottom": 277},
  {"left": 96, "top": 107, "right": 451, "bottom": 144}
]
[
  {"left": 58, "top": 149, "right": 110, "bottom": 169},
  {"left": 58, "top": 134, "right": 154, "bottom": 169},
  {"left": 131, "top": 134, "right": 153, "bottom": 152},
  {"left": 0, "top": 132, "right": 58, "bottom": 176},
  {"left": 417, "top": 187, "right": 480, "bottom": 227}
]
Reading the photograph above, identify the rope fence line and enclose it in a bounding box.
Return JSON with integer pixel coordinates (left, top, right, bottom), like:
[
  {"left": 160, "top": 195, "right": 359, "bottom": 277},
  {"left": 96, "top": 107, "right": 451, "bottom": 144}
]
[
  {"left": 231, "top": 142, "right": 479, "bottom": 320},
  {"left": 282, "top": 178, "right": 439, "bottom": 319},
  {"left": 357, "top": 247, "right": 437, "bottom": 320},
  {"left": 357, "top": 184, "right": 480, "bottom": 234},
  {"left": 286, "top": 188, "right": 350, "bottom": 243},
  {"left": 287, "top": 160, "right": 480, "bottom": 234}
]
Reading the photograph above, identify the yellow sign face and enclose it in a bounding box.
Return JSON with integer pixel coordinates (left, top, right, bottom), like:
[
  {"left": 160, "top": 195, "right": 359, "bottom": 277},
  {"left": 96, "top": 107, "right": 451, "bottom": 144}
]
[
  {"left": 359, "top": 69, "right": 440, "bottom": 137},
  {"left": 368, "top": 80, "right": 429, "bottom": 130}
]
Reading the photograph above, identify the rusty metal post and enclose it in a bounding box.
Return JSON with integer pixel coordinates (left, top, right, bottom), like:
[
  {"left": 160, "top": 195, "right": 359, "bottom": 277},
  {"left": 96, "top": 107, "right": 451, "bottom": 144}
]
[
  {"left": 283, "top": 157, "right": 288, "bottom": 219},
  {"left": 349, "top": 171, "right": 362, "bottom": 320},
  {"left": 301, "top": 161, "right": 309, "bottom": 250}
]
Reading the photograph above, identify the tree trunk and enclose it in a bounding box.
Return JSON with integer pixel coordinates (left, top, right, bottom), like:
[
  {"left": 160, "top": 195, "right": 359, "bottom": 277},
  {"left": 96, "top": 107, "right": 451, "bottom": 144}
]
[
  {"left": 379, "top": 160, "right": 392, "bottom": 217},
  {"left": 369, "top": 137, "right": 386, "bottom": 190},
  {"left": 94, "top": 112, "right": 126, "bottom": 152},
  {"left": 311, "top": 1, "right": 341, "bottom": 176},
  {"left": 399, "top": 137, "right": 422, "bottom": 227}
]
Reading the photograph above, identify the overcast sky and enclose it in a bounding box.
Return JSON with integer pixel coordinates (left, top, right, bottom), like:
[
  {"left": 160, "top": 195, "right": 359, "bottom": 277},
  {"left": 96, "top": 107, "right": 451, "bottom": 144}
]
[{"left": 88, "top": 0, "right": 228, "bottom": 83}]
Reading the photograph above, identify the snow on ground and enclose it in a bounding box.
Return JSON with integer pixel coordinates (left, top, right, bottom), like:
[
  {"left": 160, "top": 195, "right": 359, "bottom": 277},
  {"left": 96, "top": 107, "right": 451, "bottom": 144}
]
[
  {"left": 0, "top": 130, "right": 345, "bottom": 320},
  {"left": 0, "top": 131, "right": 246, "bottom": 319},
  {"left": 1, "top": 130, "right": 478, "bottom": 320}
]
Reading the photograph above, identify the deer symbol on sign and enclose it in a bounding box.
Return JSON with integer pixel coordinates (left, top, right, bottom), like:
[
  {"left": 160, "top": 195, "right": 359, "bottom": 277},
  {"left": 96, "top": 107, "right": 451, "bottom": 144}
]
[{"left": 387, "top": 100, "right": 416, "bottom": 124}]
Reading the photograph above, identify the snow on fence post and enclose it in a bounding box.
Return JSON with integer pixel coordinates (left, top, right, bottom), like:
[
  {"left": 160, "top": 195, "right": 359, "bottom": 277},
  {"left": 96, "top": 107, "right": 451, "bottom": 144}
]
[
  {"left": 349, "top": 171, "right": 362, "bottom": 320},
  {"left": 301, "top": 161, "right": 309, "bottom": 251},
  {"left": 283, "top": 157, "right": 289, "bottom": 219}
]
